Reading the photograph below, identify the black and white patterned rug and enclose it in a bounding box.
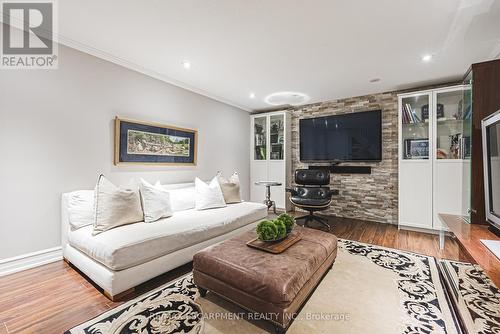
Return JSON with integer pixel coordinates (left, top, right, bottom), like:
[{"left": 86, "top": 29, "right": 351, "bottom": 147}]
[
  {"left": 439, "top": 259, "right": 500, "bottom": 334},
  {"left": 66, "top": 240, "right": 499, "bottom": 334},
  {"left": 66, "top": 274, "right": 203, "bottom": 334}
]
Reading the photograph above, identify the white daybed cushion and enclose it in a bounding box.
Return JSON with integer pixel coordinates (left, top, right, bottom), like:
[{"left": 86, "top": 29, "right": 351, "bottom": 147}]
[
  {"left": 67, "top": 190, "right": 94, "bottom": 230},
  {"left": 68, "top": 202, "right": 268, "bottom": 270},
  {"left": 139, "top": 179, "right": 172, "bottom": 223},
  {"left": 195, "top": 177, "right": 226, "bottom": 210}
]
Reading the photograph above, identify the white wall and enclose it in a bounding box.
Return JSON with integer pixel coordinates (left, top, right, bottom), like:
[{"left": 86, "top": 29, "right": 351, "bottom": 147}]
[{"left": 0, "top": 43, "right": 250, "bottom": 259}]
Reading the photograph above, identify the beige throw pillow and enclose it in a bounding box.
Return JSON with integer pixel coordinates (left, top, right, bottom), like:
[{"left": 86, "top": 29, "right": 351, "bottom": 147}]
[
  {"left": 139, "top": 179, "right": 173, "bottom": 223},
  {"left": 68, "top": 190, "right": 94, "bottom": 230},
  {"left": 217, "top": 172, "right": 242, "bottom": 204},
  {"left": 93, "top": 175, "right": 144, "bottom": 235}
]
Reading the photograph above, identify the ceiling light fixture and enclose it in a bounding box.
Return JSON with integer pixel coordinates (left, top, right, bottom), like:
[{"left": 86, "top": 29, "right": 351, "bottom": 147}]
[
  {"left": 249, "top": 92, "right": 256, "bottom": 99},
  {"left": 264, "top": 91, "right": 310, "bottom": 106},
  {"left": 181, "top": 60, "right": 191, "bottom": 69},
  {"left": 421, "top": 54, "right": 433, "bottom": 62}
]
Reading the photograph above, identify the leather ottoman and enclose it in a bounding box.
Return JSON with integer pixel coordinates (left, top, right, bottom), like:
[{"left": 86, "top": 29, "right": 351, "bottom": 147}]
[{"left": 193, "top": 226, "right": 338, "bottom": 333}]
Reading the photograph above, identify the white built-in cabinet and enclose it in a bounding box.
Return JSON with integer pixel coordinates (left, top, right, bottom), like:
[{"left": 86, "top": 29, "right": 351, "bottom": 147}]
[
  {"left": 250, "top": 111, "right": 292, "bottom": 211},
  {"left": 398, "top": 85, "right": 472, "bottom": 230}
]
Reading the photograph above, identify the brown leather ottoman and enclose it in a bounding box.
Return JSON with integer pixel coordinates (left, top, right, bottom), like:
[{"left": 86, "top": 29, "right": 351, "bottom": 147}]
[{"left": 193, "top": 225, "right": 337, "bottom": 333}]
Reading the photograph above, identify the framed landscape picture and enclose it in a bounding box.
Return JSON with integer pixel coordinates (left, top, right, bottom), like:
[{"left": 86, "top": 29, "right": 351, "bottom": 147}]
[{"left": 114, "top": 117, "right": 197, "bottom": 166}]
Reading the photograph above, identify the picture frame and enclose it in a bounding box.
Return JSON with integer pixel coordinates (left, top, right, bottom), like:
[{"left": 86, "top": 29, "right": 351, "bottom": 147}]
[
  {"left": 404, "top": 138, "right": 429, "bottom": 159},
  {"left": 114, "top": 117, "right": 197, "bottom": 166}
]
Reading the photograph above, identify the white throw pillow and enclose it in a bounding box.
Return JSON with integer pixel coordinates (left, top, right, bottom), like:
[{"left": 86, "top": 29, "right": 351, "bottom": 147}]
[
  {"left": 139, "top": 179, "right": 173, "bottom": 223},
  {"left": 195, "top": 177, "right": 226, "bottom": 210},
  {"left": 68, "top": 190, "right": 94, "bottom": 230},
  {"left": 93, "top": 175, "right": 144, "bottom": 235},
  {"left": 155, "top": 182, "right": 196, "bottom": 212},
  {"left": 217, "top": 172, "right": 242, "bottom": 204}
]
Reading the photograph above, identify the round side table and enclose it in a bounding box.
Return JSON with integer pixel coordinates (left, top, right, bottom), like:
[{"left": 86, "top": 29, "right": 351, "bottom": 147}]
[{"left": 255, "top": 181, "right": 282, "bottom": 213}]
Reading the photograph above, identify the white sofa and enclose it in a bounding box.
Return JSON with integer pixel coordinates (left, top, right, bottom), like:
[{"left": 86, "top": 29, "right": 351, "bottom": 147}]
[{"left": 61, "top": 182, "right": 268, "bottom": 300}]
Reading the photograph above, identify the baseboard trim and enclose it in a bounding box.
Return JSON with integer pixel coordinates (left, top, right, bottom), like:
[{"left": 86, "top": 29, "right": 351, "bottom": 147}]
[{"left": 0, "top": 246, "right": 63, "bottom": 277}]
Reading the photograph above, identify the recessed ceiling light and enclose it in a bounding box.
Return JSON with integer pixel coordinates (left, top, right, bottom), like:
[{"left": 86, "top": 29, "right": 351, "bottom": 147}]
[
  {"left": 369, "top": 78, "right": 381, "bottom": 83},
  {"left": 421, "top": 54, "right": 433, "bottom": 62},
  {"left": 181, "top": 60, "right": 191, "bottom": 69},
  {"left": 264, "top": 91, "right": 310, "bottom": 106},
  {"left": 249, "top": 92, "right": 256, "bottom": 99}
]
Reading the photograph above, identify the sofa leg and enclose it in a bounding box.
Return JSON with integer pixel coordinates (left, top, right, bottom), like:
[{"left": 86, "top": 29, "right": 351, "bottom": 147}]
[
  {"left": 103, "top": 287, "right": 135, "bottom": 302},
  {"left": 198, "top": 287, "right": 207, "bottom": 297}
]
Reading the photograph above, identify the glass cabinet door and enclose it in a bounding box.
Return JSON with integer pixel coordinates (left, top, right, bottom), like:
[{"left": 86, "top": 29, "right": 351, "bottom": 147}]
[
  {"left": 269, "top": 114, "right": 284, "bottom": 160},
  {"left": 401, "top": 94, "right": 430, "bottom": 160},
  {"left": 462, "top": 73, "right": 473, "bottom": 222},
  {"left": 253, "top": 116, "right": 267, "bottom": 160},
  {"left": 435, "top": 90, "right": 470, "bottom": 160}
]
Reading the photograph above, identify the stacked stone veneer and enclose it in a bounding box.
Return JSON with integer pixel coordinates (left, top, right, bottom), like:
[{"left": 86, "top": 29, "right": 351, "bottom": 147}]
[{"left": 287, "top": 92, "right": 399, "bottom": 224}]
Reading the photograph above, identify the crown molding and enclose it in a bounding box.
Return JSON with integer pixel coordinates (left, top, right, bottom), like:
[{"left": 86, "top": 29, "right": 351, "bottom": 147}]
[
  {"left": 0, "top": 18, "right": 251, "bottom": 112},
  {"left": 55, "top": 34, "right": 251, "bottom": 112}
]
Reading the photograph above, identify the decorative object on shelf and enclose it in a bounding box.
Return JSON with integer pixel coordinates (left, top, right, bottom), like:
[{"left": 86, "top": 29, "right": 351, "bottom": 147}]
[
  {"left": 450, "top": 133, "right": 462, "bottom": 159},
  {"left": 422, "top": 104, "right": 429, "bottom": 121},
  {"left": 255, "top": 213, "right": 295, "bottom": 242},
  {"left": 436, "top": 148, "right": 449, "bottom": 159},
  {"left": 114, "top": 117, "right": 197, "bottom": 165},
  {"left": 461, "top": 136, "right": 471, "bottom": 159},
  {"left": 437, "top": 103, "right": 444, "bottom": 118},
  {"left": 422, "top": 103, "right": 444, "bottom": 121},
  {"left": 271, "top": 120, "right": 283, "bottom": 133},
  {"left": 404, "top": 138, "right": 429, "bottom": 159}
]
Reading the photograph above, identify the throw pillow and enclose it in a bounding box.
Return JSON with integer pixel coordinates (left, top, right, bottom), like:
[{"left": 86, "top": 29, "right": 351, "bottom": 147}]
[
  {"left": 195, "top": 177, "right": 226, "bottom": 210},
  {"left": 217, "top": 172, "right": 242, "bottom": 203},
  {"left": 139, "top": 179, "right": 173, "bottom": 223},
  {"left": 68, "top": 190, "right": 94, "bottom": 230},
  {"left": 155, "top": 182, "right": 196, "bottom": 212},
  {"left": 93, "top": 175, "right": 144, "bottom": 235}
]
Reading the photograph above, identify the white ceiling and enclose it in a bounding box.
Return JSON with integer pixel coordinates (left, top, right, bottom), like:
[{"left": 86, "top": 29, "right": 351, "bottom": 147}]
[{"left": 55, "top": 0, "right": 500, "bottom": 110}]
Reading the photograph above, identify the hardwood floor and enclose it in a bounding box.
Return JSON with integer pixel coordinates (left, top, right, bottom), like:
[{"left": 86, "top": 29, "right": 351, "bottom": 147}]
[{"left": 0, "top": 216, "right": 472, "bottom": 334}]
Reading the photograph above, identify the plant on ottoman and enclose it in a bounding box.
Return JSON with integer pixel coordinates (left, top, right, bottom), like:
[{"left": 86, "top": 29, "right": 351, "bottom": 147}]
[{"left": 256, "top": 214, "right": 295, "bottom": 242}]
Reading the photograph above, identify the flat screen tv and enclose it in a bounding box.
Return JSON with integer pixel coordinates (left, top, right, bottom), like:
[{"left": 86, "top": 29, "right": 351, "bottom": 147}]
[
  {"left": 482, "top": 110, "right": 500, "bottom": 232},
  {"left": 300, "top": 110, "right": 382, "bottom": 162}
]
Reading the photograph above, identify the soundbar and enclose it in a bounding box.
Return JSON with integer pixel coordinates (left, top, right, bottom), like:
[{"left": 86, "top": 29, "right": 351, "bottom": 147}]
[{"left": 308, "top": 165, "right": 372, "bottom": 174}]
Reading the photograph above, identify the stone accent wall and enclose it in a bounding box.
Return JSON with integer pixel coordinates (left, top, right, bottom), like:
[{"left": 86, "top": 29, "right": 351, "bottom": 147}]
[{"left": 288, "top": 92, "right": 399, "bottom": 224}]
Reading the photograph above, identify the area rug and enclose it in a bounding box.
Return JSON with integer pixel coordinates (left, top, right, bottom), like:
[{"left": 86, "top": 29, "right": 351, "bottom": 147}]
[
  {"left": 439, "top": 259, "right": 500, "bottom": 334},
  {"left": 66, "top": 240, "right": 497, "bottom": 334}
]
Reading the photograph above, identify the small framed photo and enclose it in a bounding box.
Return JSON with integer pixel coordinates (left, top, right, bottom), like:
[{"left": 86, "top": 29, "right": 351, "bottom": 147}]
[
  {"left": 114, "top": 117, "right": 197, "bottom": 166},
  {"left": 404, "top": 139, "right": 429, "bottom": 159}
]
